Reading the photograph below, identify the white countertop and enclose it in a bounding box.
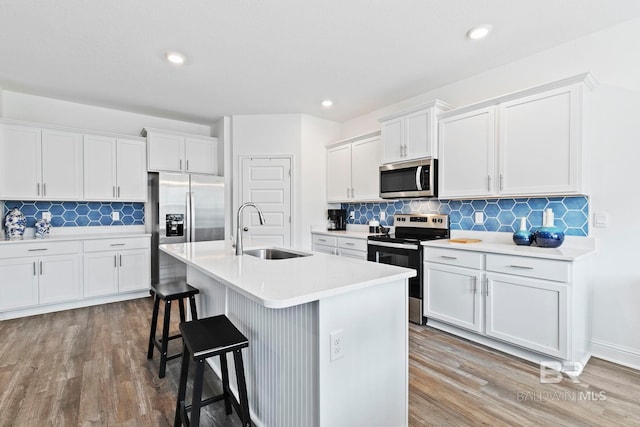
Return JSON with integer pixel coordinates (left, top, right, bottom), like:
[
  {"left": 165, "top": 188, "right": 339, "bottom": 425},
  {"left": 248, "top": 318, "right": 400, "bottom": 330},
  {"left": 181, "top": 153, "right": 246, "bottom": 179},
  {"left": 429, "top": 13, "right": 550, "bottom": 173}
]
[
  {"left": 423, "top": 231, "right": 596, "bottom": 261},
  {"left": 310, "top": 229, "right": 372, "bottom": 239},
  {"left": 0, "top": 226, "right": 150, "bottom": 244},
  {"left": 160, "top": 240, "right": 415, "bottom": 309}
]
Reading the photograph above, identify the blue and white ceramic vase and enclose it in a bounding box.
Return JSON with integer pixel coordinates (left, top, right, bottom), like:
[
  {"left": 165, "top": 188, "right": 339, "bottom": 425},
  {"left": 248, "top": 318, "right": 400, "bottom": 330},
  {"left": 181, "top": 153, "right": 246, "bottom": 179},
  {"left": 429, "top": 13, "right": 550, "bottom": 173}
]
[
  {"left": 35, "top": 218, "right": 51, "bottom": 239},
  {"left": 534, "top": 208, "right": 565, "bottom": 248},
  {"left": 512, "top": 217, "right": 533, "bottom": 246},
  {"left": 4, "top": 208, "right": 27, "bottom": 239}
]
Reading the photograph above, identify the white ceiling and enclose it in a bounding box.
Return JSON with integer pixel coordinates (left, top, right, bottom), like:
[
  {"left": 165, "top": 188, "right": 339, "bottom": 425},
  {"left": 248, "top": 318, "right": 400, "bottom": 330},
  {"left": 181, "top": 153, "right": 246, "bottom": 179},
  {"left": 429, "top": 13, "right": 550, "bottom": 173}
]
[{"left": 1, "top": 0, "right": 639, "bottom": 125}]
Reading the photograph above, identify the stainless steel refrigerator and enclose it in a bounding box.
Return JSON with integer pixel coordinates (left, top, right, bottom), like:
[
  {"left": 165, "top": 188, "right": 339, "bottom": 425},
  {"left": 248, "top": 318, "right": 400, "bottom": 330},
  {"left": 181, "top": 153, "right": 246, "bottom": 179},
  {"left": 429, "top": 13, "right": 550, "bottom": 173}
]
[{"left": 149, "top": 172, "right": 225, "bottom": 285}]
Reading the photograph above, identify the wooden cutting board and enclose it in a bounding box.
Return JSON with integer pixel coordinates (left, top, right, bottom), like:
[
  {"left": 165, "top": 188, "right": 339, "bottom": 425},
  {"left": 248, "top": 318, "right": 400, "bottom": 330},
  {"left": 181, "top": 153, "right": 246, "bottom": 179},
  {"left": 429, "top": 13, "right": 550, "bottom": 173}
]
[{"left": 449, "top": 238, "right": 482, "bottom": 244}]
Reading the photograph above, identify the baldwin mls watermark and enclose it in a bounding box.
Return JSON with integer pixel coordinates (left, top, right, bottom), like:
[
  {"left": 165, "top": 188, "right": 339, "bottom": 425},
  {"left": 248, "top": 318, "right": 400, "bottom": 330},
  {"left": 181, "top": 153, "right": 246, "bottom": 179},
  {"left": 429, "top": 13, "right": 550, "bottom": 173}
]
[{"left": 515, "top": 361, "right": 607, "bottom": 402}]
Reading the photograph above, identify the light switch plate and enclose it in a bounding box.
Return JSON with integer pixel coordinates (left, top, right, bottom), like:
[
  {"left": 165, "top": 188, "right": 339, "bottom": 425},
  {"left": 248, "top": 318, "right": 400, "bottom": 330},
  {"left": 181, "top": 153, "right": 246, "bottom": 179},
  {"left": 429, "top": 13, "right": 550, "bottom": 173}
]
[
  {"left": 42, "top": 211, "right": 51, "bottom": 221},
  {"left": 474, "top": 212, "right": 484, "bottom": 224},
  {"left": 111, "top": 211, "right": 120, "bottom": 221},
  {"left": 593, "top": 213, "right": 609, "bottom": 228},
  {"left": 380, "top": 212, "right": 386, "bottom": 221}
]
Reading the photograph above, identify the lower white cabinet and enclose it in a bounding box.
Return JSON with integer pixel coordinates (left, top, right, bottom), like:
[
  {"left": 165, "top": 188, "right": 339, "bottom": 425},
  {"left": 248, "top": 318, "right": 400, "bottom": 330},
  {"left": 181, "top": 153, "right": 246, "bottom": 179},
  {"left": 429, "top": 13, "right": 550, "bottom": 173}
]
[
  {"left": 83, "top": 237, "right": 150, "bottom": 297},
  {"left": 0, "top": 241, "right": 82, "bottom": 311},
  {"left": 311, "top": 233, "right": 369, "bottom": 260},
  {"left": 424, "top": 246, "right": 591, "bottom": 367}
]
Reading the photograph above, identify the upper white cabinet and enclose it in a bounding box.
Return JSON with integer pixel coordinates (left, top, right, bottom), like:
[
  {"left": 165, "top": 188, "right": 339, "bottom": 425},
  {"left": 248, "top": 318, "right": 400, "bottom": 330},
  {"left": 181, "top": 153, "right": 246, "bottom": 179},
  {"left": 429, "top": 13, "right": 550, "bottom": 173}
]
[
  {"left": 379, "top": 100, "right": 452, "bottom": 163},
  {"left": 326, "top": 133, "right": 381, "bottom": 202},
  {"left": 0, "top": 124, "right": 83, "bottom": 200},
  {"left": 438, "top": 74, "right": 595, "bottom": 199},
  {"left": 145, "top": 128, "right": 219, "bottom": 175},
  {"left": 83, "top": 135, "right": 147, "bottom": 202}
]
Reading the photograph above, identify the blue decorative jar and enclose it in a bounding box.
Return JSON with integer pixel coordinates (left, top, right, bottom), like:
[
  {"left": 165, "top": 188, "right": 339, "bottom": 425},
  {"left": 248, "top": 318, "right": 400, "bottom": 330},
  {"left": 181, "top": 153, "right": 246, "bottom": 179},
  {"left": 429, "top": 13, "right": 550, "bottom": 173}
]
[
  {"left": 35, "top": 218, "right": 51, "bottom": 238},
  {"left": 534, "top": 226, "right": 565, "bottom": 248},
  {"left": 4, "top": 208, "right": 27, "bottom": 239},
  {"left": 513, "top": 217, "right": 533, "bottom": 246}
]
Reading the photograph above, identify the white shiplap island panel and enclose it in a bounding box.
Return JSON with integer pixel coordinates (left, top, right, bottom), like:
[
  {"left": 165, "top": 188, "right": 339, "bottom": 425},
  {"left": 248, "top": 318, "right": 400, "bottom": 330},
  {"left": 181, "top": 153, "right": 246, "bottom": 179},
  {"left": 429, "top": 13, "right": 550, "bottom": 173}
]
[{"left": 160, "top": 241, "right": 414, "bottom": 427}]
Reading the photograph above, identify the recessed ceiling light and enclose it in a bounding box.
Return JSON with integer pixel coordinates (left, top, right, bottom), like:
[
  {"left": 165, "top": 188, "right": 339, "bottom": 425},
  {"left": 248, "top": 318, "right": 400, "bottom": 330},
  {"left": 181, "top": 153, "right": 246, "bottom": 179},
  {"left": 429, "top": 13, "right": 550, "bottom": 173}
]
[
  {"left": 165, "top": 51, "right": 186, "bottom": 65},
  {"left": 467, "top": 25, "right": 492, "bottom": 40},
  {"left": 321, "top": 99, "right": 333, "bottom": 108}
]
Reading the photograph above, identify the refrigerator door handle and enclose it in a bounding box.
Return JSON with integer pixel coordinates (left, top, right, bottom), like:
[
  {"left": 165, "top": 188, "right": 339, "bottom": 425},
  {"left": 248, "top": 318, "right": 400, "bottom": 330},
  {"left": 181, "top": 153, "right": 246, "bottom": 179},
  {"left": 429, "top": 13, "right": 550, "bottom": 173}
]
[
  {"left": 189, "top": 192, "right": 196, "bottom": 242},
  {"left": 185, "top": 191, "right": 191, "bottom": 243}
]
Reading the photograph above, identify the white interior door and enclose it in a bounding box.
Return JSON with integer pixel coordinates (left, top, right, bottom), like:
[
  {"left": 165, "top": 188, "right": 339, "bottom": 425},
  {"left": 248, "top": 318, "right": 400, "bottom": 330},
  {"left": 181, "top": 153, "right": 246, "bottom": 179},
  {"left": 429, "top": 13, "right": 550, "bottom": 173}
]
[{"left": 241, "top": 157, "right": 292, "bottom": 248}]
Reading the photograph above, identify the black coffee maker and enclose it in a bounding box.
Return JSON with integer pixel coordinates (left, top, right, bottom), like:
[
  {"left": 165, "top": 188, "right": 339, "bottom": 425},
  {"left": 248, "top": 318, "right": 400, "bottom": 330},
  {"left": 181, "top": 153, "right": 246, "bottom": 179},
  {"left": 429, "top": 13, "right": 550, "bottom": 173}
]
[{"left": 327, "top": 209, "right": 347, "bottom": 231}]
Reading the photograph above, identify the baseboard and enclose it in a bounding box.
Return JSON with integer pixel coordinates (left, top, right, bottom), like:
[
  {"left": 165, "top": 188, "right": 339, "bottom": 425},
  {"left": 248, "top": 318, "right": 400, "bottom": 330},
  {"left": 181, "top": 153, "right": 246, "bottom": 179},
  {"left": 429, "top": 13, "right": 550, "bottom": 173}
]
[{"left": 591, "top": 338, "right": 640, "bottom": 371}]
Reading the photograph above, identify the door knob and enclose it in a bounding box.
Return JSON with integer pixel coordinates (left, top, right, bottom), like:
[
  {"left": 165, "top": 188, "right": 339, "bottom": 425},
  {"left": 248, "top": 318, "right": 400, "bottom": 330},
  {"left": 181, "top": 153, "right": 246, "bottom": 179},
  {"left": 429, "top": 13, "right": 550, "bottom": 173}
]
[{"left": 243, "top": 227, "right": 249, "bottom": 232}]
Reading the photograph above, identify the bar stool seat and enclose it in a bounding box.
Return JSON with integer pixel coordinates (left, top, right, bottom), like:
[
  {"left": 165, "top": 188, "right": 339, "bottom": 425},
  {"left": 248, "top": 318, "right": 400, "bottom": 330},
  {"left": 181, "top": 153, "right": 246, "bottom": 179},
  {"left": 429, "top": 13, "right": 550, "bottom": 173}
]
[
  {"left": 174, "top": 315, "right": 251, "bottom": 427},
  {"left": 147, "top": 280, "right": 199, "bottom": 378}
]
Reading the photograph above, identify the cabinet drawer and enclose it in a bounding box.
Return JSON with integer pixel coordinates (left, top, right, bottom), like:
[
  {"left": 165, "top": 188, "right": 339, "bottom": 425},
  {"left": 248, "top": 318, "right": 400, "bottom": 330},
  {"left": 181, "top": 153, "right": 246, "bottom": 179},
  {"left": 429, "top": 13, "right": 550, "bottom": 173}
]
[
  {"left": 0, "top": 240, "right": 82, "bottom": 258},
  {"left": 424, "top": 247, "right": 483, "bottom": 269},
  {"left": 83, "top": 237, "right": 150, "bottom": 252},
  {"left": 485, "top": 253, "right": 570, "bottom": 283},
  {"left": 312, "top": 234, "right": 337, "bottom": 247},
  {"left": 337, "top": 236, "right": 367, "bottom": 252}
]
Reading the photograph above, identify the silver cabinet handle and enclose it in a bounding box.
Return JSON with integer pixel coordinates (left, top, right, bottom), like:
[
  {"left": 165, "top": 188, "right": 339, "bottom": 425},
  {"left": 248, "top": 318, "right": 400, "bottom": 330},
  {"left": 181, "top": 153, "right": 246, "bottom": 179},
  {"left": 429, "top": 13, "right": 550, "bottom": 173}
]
[
  {"left": 351, "top": 188, "right": 354, "bottom": 198},
  {"left": 110, "top": 243, "right": 126, "bottom": 247},
  {"left": 39, "top": 261, "right": 43, "bottom": 275},
  {"left": 113, "top": 186, "right": 116, "bottom": 197},
  {"left": 119, "top": 254, "right": 122, "bottom": 267},
  {"left": 485, "top": 278, "right": 489, "bottom": 296},
  {"left": 28, "top": 248, "right": 48, "bottom": 252},
  {"left": 487, "top": 175, "right": 491, "bottom": 192},
  {"left": 499, "top": 174, "right": 504, "bottom": 191},
  {"left": 33, "top": 262, "right": 37, "bottom": 276},
  {"left": 472, "top": 276, "right": 477, "bottom": 294},
  {"left": 318, "top": 238, "right": 327, "bottom": 242},
  {"left": 117, "top": 186, "right": 120, "bottom": 198},
  {"left": 179, "top": 159, "right": 183, "bottom": 170},
  {"left": 345, "top": 242, "right": 355, "bottom": 246},
  {"left": 440, "top": 255, "right": 457, "bottom": 260},
  {"left": 186, "top": 160, "right": 189, "bottom": 171},
  {"left": 43, "top": 183, "right": 46, "bottom": 196},
  {"left": 508, "top": 264, "right": 534, "bottom": 270},
  {"left": 114, "top": 255, "right": 117, "bottom": 268},
  {"left": 37, "top": 183, "right": 40, "bottom": 196}
]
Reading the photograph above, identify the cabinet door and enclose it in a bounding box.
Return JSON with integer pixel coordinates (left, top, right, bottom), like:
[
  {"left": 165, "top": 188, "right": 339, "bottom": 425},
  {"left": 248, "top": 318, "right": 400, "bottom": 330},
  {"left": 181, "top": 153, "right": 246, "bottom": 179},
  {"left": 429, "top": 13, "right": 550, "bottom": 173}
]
[
  {"left": 83, "top": 252, "right": 119, "bottom": 297},
  {"left": 351, "top": 137, "right": 381, "bottom": 200},
  {"left": 381, "top": 118, "right": 403, "bottom": 163},
  {"left": 118, "top": 249, "right": 150, "bottom": 293},
  {"left": 499, "top": 86, "right": 579, "bottom": 195},
  {"left": 326, "top": 144, "right": 352, "bottom": 202},
  {"left": 116, "top": 139, "right": 147, "bottom": 201},
  {"left": 41, "top": 129, "right": 83, "bottom": 200},
  {"left": 38, "top": 254, "right": 82, "bottom": 304},
  {"left": 439, "top": 107, "right": 496, "bottom": 198},
  {"left": 405, "top": 109, "right": 431, "bottom": 159},
  {"left": 0, "top": 258, "right": 39, "bottom": 311},
  {"left": 84, "top": 134, "right": 117, "bottom": 200},
  {"left": 185, "top": 137, "right": 217, "bottom": 175},
  {"left": 148, "top": 132, "right": 184, "bottom": 172},
  {"left": 424, "top": 262, "right": 483, "bottom": 333},
  {"left": 485, "top": 272, "right": 567, "bottom": 358},
  {"left": 338, "top": 248, "right": 367, "bottom": 260},
  {"left": 312, "top": 244, "right": 337, "bottom": 255},
  {"left": 0, "top": 124, "right": 42, "bottom": 199}
]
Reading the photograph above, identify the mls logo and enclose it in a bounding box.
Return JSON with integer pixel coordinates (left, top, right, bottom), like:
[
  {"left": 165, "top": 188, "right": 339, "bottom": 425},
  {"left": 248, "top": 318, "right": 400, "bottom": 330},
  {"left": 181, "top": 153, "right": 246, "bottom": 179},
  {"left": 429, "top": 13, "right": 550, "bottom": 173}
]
[{"left": 539, "top": 361, "right": 583, "bottom": 384}]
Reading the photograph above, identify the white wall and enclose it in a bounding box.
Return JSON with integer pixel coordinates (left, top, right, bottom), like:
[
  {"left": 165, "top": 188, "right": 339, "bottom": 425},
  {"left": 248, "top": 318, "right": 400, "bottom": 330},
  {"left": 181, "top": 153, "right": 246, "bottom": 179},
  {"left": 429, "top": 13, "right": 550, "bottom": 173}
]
[
  {"left": 1, "top": 91, "right": 212, "bottom": 137},
  {"left": 231, "top": 114, "right": 340, "bottom": 249},
  {"left": 340, "top": 18, "right": 640, "bottom": 369}
]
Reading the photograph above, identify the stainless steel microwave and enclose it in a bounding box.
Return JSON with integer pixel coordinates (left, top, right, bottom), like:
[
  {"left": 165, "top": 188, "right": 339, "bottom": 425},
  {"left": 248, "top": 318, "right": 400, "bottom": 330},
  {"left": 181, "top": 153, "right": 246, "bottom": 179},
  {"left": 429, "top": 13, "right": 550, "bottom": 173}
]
[{"left": 379, "top": 158, "right": 437, "bottom": 199}]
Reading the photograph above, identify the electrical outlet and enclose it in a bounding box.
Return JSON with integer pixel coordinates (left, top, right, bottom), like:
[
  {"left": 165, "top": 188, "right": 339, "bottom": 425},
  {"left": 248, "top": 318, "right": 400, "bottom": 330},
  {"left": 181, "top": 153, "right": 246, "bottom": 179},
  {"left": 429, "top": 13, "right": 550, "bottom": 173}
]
[
  {"left": 330, "top": 330, "right": 344, "bottom": 362},
  {"left": 380, "top": 211, "right": 386, "bottom": 221},
  {"left": 42, "top": 211, "right": 51, "bottom": 221},
  {"left": 474, "top": 212, "right": 484, "bottom": 224},
  {"left": 111, "top": 211, "right": 120, "bottom": 221},
  {"left": 349, "top": 211, "right": 355, "bottom": 220}
]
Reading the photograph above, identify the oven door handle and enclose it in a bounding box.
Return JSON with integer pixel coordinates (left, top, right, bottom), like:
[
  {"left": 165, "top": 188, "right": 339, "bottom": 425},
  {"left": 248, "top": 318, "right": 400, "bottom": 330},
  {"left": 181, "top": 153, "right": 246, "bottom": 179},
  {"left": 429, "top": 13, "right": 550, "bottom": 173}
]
[
  {"left": 368, "top": 241, "right": 420, "bottom": 250},
  {"left": 415, "top": 166, "right": 423, "bottom": 191}
]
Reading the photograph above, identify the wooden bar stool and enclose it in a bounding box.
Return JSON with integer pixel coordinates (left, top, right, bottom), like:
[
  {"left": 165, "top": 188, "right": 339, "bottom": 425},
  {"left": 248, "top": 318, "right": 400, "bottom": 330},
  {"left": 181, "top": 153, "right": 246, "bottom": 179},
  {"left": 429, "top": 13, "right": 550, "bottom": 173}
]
[
  {"left": 174, "top": 315, "right": 251, "bottom": 427},
  {"left": 147, "top": 280, "right": 199, "bottom": 378}
]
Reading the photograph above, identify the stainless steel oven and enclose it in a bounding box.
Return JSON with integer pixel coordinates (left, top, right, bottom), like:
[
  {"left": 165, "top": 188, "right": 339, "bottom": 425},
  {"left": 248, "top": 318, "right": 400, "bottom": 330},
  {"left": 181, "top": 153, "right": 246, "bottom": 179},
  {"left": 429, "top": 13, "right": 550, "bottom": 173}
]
[
  {"left": 379, "top": 158, "right": 437, "bottom": 199},
  {"left": 367, "top": 213, "right": 449, "bottom": 325}
]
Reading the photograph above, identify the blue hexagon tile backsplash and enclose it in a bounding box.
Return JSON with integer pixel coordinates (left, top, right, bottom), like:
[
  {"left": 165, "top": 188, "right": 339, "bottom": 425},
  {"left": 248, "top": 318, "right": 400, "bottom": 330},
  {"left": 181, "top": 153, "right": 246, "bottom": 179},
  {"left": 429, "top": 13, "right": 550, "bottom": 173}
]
[
  {"left": 342, "top": 196, "right": 589, "bottom": 236},
  {"left": 2, "top": 201, "right": 145, "bottom": 227}
]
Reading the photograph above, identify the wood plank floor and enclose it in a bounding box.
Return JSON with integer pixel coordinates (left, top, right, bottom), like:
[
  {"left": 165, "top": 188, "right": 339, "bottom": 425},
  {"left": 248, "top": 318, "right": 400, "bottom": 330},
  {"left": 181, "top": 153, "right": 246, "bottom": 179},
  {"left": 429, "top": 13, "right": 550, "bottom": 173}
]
[{"left": 0, "top": 297, "right": 638, "bottom": 426}]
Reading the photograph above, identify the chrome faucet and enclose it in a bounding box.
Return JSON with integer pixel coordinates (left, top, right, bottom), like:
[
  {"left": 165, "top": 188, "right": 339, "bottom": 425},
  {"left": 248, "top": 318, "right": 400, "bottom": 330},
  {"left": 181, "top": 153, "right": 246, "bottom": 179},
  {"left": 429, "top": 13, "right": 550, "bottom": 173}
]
[{"left": 235, "top": 202, "right": 266, "bottom": 255}]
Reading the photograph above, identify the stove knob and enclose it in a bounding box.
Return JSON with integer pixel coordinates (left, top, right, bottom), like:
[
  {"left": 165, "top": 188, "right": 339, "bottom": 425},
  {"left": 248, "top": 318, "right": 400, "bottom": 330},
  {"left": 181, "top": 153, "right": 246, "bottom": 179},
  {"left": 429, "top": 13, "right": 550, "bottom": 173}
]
[{"left": 438, "top": 218, "right": 443, "bottom": 223}]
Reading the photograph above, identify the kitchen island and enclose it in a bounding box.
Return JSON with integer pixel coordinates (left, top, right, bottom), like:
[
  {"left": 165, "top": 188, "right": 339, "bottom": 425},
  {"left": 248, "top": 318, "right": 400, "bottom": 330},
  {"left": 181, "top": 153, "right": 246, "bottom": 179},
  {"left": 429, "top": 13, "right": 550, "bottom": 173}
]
[{"left": 160, "top": 241, "right": 415, "bottom": 427}]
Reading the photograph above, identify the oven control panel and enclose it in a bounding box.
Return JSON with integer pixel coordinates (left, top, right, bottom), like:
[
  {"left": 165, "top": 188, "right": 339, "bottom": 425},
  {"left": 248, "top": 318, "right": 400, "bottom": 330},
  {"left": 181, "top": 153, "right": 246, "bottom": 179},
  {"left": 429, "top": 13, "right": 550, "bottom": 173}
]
[{"left": 394, "top": 214, "right": 449, "bottom": 229}]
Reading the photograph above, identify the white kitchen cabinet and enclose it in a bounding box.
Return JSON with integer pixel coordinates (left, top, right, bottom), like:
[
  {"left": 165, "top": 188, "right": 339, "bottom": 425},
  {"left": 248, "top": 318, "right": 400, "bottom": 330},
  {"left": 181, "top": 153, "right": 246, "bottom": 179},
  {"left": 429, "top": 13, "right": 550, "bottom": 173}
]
[
  {"left": 0, "top": 241, "right": 82, "bottom": 311},
  {"left": 423, "top": 245, "right": 591, "bottom": 369},
  {"left": 83, "top": 237, "right": 150, "bottom": 297},
  {"left": 311, "top": 233, "right": 369, "bottom": 260},
  {"left": 438, "top": 107, "right": 496, "bottom": 198},
  {"left": 312, "top": 233, "right": 337, "bottom": 255},
  {"left": 379, "top": 100, "right": 451, "bottom": 164},
  {"left": 438, "top": 74, "right": 594, "bottom": 199},
  {"left": 83, "top": 135, "right": 146, "bottom": 201},
  {"left": 326, "top": 134, "right": 381, "bottom": 202},
  {"left": 0, "top": 124, "right": 83, "bottom": 200},
  {"left": 145, "top": 128, "right": 218, "bottom": 175}
]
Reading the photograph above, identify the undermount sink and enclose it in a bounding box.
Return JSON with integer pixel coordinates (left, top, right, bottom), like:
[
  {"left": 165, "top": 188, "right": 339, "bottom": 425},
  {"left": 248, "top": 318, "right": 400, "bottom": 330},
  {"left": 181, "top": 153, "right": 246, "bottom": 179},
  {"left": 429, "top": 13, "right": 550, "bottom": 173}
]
[{"left": 244, "top": 248, "right": 312, "bottom": 260}]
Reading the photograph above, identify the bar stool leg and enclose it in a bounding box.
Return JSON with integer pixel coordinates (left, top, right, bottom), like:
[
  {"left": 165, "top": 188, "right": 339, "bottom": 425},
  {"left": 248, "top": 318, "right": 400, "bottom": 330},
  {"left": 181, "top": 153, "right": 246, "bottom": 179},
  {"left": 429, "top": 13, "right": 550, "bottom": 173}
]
[
  {"left": 191, "top": 359, "right": 206, "bottom": 427},
  {"left": 174, "top": 344, "right": 191, "bottom": 427},
  {"left": 188, "top": 295, "right": 198, "bottom": 320},
  {"left": 147, "top": 294, "right": 160, "bottom": 359},
  {"left": 220, "top": 353, "right": 232, "bottom": 415},
  {"left": 159, "top": 299, "right": 172, "bottom": 378},
  {"left": 233, "top": 349, "right": 251, "bottom": 427},
  {"left": 178, "top": 298, "right": 186, "bottom": 323}
]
